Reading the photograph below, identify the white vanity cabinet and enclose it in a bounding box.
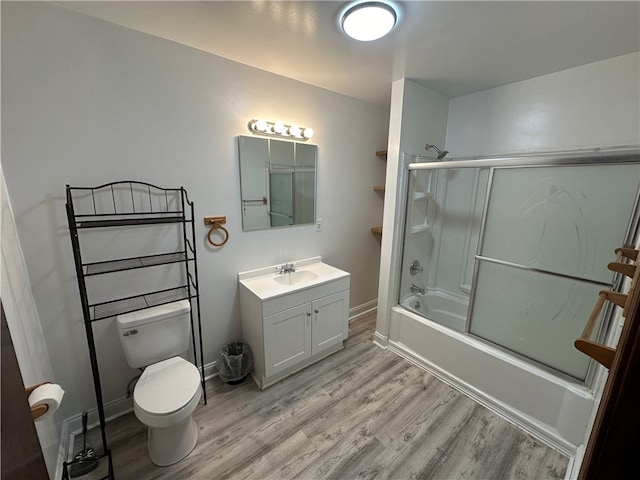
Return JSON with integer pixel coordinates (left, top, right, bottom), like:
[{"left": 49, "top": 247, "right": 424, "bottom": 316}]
[{"left": 238, "top": 257, "right": 350, "bottom": 389}]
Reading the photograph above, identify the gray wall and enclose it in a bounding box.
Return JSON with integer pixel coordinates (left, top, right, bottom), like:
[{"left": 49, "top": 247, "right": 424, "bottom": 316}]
[
  {"left": 446, "top": 52, "right": 640, "bottom": 156},
  {"left": 1, "top": 2, "right": 388, "bottom": 423}
]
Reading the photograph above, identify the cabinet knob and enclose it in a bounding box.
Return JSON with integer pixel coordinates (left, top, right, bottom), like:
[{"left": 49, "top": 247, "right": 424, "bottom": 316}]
[
  {"left": 315, "top": 309, "right": 319, "bottom": 314},
  {"left": 306, "top": 312, "right": 311, "bottom": 317}
]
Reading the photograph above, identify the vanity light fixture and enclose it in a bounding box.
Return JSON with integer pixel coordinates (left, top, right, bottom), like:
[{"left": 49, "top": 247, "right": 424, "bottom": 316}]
[
  {"left": 248, "top": 119, "right": 314, "bottom": 140},
  {"left": 340, "top": 1, "right": 399, "bottom": 41}
]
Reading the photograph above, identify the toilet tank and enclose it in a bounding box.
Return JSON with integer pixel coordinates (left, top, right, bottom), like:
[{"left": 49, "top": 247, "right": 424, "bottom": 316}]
[{"left": 116, "top": 300, "right": 191, "bottom": 369}]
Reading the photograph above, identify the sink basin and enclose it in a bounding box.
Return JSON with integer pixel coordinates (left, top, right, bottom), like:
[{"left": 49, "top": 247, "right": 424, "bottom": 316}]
[
  {"left": 239, "top": 257, "right": 350, "bottom": 300},
  {"left": 273, "top": 270, "right": 319, "bottom": 285}
]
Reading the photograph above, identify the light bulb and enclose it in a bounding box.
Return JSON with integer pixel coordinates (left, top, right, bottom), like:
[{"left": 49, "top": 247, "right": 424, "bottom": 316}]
[
  {"left": 302, "top": 128, "right": 314, "bottom": 139},
  {"left": 255, "top": 119, "right": 268, "bottom": 132},
  {"left": 274, "top": 122, "right": 286, "bottom": 135},
  {"left": 289, "top": 125, "right": 302, "bottom": 138}
]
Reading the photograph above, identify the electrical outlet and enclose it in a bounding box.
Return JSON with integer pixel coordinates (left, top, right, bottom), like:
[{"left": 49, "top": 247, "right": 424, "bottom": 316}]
[{"left": 315, "top": 219, "right": 323, "bottom": 232}]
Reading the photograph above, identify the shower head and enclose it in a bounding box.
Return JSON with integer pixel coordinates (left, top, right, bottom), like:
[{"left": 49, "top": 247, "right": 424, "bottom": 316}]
[{"left": 425, "top": 144, "right": 449, "bottom": 159}]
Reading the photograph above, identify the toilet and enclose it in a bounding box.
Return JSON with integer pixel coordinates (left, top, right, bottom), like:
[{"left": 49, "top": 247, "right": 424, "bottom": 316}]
[{"left": 116, "top": 300, "right": 201, "bottom": 466}]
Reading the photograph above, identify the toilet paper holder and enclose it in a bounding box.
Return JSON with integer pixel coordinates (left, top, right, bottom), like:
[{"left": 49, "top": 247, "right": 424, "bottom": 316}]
[{"left": 26, "top": 381, "right": 52, "bottom": 421}]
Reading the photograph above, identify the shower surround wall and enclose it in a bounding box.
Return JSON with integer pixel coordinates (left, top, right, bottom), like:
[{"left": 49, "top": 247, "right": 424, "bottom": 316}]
[
  {"left": 399, "top": 167, "right": 487, "bottom": 332},
  {"left": 1, "top": 1, "right": 388, "bottom": 434},
  {"left": 377, "top": 53, "right": 640, "bottom": 454}
]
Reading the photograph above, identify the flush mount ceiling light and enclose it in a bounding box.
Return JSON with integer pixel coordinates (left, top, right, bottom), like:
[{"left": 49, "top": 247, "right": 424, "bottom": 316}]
[{"left": 340, "top": 1, "right": 398, "bottom": 41}]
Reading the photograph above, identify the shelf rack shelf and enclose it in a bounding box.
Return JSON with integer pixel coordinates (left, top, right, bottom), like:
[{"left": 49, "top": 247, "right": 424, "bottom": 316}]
[
  {"left": 65, "top": 181, "right": 206, "bottom": 478},
  {"left": 90, "top": 285, "right": 193, "bottom": 321},
  {"left": 75, "top": 215, "right": 185, "bottom": 229},
  {"left": 83, "top": 252, "right": 188, "bottom": 276}
]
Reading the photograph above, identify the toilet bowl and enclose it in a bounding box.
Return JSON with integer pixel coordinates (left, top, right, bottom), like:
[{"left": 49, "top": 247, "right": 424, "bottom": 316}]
[
  {"left": 133, "top": 356, "right": 202, "bottom": 466},
  {"left": 116, "top": 300, "right": 202, "bottom": 465}
]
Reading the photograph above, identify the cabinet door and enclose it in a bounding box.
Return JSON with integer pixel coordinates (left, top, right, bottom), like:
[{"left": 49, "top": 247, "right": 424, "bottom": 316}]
[
  {"left": 264, "top": 303, "right": 312, "bottom": 377},
  {"left": 311, "top": 290, "right": 349, "bottom": 355}
]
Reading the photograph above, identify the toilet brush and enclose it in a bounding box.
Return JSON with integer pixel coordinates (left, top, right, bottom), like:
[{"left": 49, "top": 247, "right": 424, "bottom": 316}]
[{"left": 69, "top": 411, "right": 99, "bottom": 477}]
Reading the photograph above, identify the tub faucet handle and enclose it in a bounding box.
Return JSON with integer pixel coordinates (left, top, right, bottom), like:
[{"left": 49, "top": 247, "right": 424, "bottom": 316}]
[{"left": 410, "top": 260, "right": 424, "bottom": 275}]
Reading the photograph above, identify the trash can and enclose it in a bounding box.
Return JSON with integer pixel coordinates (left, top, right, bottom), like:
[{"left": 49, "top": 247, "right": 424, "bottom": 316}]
[{"left": 217, "top": 341, "right": 253, "bottom": 385}]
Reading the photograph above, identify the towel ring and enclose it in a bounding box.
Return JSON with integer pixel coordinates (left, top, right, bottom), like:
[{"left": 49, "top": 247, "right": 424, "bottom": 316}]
[{"left": 207, "top": 223, "right": 229, "bottom": 247}]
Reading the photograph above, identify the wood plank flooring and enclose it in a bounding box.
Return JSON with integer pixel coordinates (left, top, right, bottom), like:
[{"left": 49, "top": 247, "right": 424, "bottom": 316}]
[{"left": 77, "top": 313, "right": 568, "bottom": 479}]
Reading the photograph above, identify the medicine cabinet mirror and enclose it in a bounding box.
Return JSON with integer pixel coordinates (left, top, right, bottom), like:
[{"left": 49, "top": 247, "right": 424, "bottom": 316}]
[{"left": 238, "top": 135, "right": 317, "bottom": 231}]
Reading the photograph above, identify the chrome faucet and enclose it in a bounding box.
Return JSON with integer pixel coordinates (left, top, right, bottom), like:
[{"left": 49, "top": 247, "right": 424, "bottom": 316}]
[
  {"left": 277, "top": 263, "right": 296, "bottom": 274},
  {"left": 410, "top": 284, "right": 426, "bottom": 295}
]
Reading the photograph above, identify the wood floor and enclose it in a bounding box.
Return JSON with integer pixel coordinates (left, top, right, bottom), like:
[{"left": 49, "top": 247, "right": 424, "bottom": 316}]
[{"left": 78, "top": 313, "right": 568, "bottom": 479}]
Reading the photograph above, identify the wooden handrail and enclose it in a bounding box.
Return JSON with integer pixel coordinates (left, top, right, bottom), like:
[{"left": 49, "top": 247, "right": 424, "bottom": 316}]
[
  {"left": 607, "top": 261, "right": 636, "bottom": 278},
  {"left": 574, "top": 292, "right": 617, "bottom": 369},
  {"left": 574, "top": 248, "right": 640, "bottom": 369},
  {"left": 614, "top": 247, "right": 638, "bottom": 261}
]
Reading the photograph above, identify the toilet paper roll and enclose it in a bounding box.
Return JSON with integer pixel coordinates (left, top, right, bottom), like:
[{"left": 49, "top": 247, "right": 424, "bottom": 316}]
[{"left": 28, "top": 383, "right": 64, "bottom": 421}]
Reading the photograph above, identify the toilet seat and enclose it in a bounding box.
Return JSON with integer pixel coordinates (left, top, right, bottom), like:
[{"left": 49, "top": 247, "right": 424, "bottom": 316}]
[{"left": 134, "top": 357, "right": 201, "bottom": 429}]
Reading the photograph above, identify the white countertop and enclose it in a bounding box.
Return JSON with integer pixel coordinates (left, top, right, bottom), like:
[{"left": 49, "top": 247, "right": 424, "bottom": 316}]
[{"left": 238, "top": 256, "right": 350, "bottom": 301}]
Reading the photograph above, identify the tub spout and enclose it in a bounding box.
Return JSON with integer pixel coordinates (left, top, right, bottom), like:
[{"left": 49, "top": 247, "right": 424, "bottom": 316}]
[{"left": 410, "top": 284, "right": 426, "bottom": 296}]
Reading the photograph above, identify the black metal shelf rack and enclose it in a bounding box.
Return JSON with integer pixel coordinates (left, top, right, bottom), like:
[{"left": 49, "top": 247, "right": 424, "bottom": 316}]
[{"left": 65, "top": 181, "right": 206, "bottom": 478}]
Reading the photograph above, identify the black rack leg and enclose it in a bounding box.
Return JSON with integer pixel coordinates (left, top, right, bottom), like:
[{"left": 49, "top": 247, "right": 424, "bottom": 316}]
[{"left": 84, "top": 321, "right": 108, "bottom": 454}]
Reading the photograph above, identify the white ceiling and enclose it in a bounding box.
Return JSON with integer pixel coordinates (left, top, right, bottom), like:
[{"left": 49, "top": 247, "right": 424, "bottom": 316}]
[{"left": 59, "top": 1, "right": 640, "bottom": 105}]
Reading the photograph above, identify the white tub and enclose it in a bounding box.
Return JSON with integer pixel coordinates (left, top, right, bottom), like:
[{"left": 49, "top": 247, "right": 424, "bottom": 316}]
[
  {"left": 400, "top": 292, "right": 467, "bottom": 332},
  {"left": 387, "top": 305, "right": 594, "bottom": 456}
]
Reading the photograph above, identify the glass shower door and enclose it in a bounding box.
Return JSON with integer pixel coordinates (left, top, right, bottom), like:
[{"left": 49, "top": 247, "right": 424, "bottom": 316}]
[{"left": 468, "top": 164, "right": 640, "bottom": 380}]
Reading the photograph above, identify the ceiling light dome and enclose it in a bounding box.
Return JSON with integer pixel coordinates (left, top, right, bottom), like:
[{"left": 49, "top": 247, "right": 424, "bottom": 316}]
[{"left": 341, "top": 1, "right": 398, "bottom": 41}]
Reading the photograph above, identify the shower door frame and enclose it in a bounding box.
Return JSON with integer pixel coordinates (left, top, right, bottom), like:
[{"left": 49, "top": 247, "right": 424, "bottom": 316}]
[{"left": 402, "top": 148, "right": 640, "bottom": 388}]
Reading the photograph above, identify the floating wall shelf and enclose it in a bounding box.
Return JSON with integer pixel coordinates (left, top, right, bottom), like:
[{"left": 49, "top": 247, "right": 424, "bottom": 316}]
[{"left": 371, "top": 148, "right": 387, "bottom": 236}]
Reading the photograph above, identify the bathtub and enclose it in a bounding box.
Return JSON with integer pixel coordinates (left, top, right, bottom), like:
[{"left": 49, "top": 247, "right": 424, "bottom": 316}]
[
  {"left": 400, "top": 291, "right": 467, "bottom": 332},
  {"left": 387, "top": 305, "right": 595, "bottom": 456}
]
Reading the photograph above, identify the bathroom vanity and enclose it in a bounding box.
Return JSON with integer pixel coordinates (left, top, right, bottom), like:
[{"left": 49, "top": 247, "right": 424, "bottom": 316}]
[{"left": 238, "top": 257, "right": 350, "bottom": 389}]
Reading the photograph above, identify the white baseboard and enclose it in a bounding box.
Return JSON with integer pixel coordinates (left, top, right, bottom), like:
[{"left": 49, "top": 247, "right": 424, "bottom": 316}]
[
  {"left": 203, "top": 360, "right": 217, "bottom": 380},
  {"left": 565, "top": 444, "right": 584, "bottom": 480},
  {"left": 65, "top": 396, "right": 134, "bottom": 450},
  {"left": 373, "top": 330, "right": 388, "bottom": 348},
  {"left": 59, "top": 394, "right": 134, "bottom": 475},
  {"left": 349, "top": 299, "right": 377, "bottom": 322}
]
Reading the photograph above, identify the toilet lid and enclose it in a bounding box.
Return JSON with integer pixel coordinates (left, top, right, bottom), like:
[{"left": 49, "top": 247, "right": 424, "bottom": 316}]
[{"left": 134, "top": 357, "right": 201, "bottom": 415}]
